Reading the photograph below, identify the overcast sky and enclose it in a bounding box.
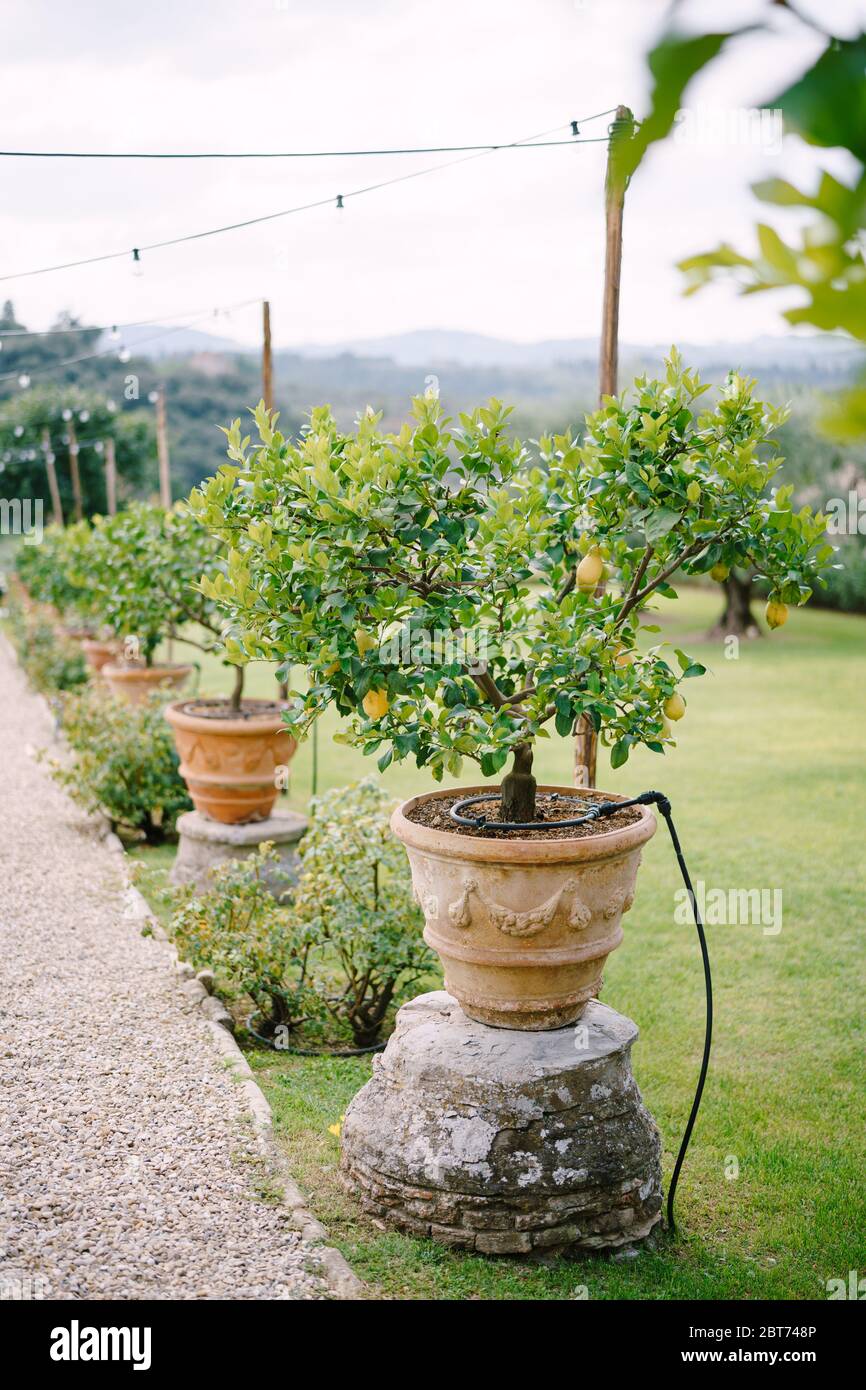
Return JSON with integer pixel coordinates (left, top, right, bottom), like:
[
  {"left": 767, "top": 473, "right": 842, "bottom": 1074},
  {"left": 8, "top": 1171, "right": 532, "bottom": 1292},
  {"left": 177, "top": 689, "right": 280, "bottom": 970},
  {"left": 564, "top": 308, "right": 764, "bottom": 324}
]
[{"left": 1, "top": 0, "right": 863, "bottom": 352}]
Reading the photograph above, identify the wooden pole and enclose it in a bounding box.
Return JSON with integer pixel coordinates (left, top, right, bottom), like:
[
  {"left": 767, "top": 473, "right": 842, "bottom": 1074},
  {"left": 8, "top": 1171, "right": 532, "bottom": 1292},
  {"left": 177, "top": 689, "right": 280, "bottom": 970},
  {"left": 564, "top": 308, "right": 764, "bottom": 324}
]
[
  {"left": 262, "top": 300, "right": 274, "bottom": 411},
  {"left": 266, "top": 303, "right": 289, "bottom": 699},
  {"left": 104, "top": 437, "right": 118, "bottom": 515},
  {"left": 42, "top": 428, "right": 64, "bottom": 528},
  {"left": 155, "top": 387, "right": 171, "bottom": 508},
  {"left": 67, "top": 419, "right": 83, "bottom": 522},
  {"left": 598, "top": 105, "right": 633, "bottom": 403},
  {"left": 574, "top": 105, "right": 634, "bottom": 790}
]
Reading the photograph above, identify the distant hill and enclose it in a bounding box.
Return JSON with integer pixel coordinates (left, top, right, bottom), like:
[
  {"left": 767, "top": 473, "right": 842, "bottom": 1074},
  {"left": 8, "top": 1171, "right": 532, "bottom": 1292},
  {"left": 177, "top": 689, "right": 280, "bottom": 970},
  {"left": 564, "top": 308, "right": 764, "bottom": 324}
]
[
  {"left": 122, "top": 322, "right": 864, "bottom": 380},
  {"left": 298, "top": 328, "right": 864, "bottom": 377},
  {"left": 4, "top": 305, "right": 862, "bottom": 503},
  {"left": 98, "top": 324, "right": 246, "bottom": 357},
  {"left": 297, "top": 330, "right": 599, "bottom": 369}
]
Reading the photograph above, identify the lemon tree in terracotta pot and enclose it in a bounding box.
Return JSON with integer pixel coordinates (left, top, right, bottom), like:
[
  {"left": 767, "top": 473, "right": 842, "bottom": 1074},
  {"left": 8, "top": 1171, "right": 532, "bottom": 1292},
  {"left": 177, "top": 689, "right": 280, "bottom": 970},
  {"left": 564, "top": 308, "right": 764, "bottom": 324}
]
[
  {"left": 156, "top": 507, "right": 296, "bottom": 825},
  {"left": 189, "top": 354, "right": 830, "bottom": 1028},
  {"left": 91, "top": 504, "right": 195, "bottom": 704},
  {"left": 83, "top": 501, "right": 292, "bottom": 820}
]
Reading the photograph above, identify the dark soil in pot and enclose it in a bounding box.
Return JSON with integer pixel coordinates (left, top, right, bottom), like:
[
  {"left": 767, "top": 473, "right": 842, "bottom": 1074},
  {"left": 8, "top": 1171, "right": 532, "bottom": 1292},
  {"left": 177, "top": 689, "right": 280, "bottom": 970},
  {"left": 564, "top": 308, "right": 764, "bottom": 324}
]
[
  {"left": 176, "top": 699, "right": 285, "bottom": 720},
  {"left": 404, "top": 789, "right": 644, "bottom": 841}
]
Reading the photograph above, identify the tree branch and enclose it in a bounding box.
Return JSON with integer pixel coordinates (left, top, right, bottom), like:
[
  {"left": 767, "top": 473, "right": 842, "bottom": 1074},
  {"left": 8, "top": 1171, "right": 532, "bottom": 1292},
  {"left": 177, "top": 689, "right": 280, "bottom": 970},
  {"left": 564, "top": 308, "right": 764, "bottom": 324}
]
[
  {"left": 471, "top": 667, "right": 508, "bottom": 708},
  {"left": 615, "top": 543, "right": 654, "bottom": 625}
]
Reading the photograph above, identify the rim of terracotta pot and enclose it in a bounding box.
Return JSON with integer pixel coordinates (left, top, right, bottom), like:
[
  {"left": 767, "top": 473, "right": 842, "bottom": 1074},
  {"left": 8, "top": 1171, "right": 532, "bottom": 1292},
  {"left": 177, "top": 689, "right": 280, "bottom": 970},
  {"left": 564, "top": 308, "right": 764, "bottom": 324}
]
[
  {"left": 164, "top": 697, "right": 289, "bottom": 736},
  {"left": 391, "top": 784, "right": 657, "bottom": 865},
  {"left": 102, "top": 662, "right": 193, "bottom": 681}
]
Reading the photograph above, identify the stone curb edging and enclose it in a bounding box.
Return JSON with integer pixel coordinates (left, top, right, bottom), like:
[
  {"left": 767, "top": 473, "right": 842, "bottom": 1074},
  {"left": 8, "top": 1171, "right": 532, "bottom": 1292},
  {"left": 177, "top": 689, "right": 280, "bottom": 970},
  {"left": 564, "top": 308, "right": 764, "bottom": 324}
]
[{"left": 104, "top": 827, "right": 366, "bottom": 1301}]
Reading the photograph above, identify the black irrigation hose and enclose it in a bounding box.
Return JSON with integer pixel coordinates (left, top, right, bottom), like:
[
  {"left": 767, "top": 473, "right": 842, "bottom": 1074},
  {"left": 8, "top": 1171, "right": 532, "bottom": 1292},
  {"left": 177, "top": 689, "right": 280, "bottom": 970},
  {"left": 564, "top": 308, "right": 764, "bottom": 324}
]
[{"left": 449, "top": 787, "right": 712, "bottom": 1233}]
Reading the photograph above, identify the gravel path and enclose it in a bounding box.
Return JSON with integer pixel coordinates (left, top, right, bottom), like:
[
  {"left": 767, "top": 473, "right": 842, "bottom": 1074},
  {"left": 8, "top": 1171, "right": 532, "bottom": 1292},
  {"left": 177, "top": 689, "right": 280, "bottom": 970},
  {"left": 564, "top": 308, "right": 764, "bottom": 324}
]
[{"left": 0, "top": 644, "right": 326, "bottom": 1300}]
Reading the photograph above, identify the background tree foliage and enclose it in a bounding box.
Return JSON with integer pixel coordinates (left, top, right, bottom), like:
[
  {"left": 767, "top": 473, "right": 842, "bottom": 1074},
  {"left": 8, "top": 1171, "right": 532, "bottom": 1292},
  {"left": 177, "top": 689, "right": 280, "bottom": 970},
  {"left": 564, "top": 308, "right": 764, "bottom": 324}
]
[{"left": 0, "top": 382, "right": 156, "bottom": 517}]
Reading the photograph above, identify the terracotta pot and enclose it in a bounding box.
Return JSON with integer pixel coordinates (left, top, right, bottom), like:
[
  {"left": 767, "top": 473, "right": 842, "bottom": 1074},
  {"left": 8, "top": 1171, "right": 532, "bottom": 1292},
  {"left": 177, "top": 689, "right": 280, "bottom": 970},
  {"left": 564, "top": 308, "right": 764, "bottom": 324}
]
[
  {"left": 81, "top": 638, "right": 121, "bottom": 675},
  {"left": 391, "top": 785, "right": 657, "bottom": 1031},
  {"left": 164, "top": 699, "right": 297, "bottom": 825},
  {"left": 102, "top": 662, "right": 193, "bottom": 706}
]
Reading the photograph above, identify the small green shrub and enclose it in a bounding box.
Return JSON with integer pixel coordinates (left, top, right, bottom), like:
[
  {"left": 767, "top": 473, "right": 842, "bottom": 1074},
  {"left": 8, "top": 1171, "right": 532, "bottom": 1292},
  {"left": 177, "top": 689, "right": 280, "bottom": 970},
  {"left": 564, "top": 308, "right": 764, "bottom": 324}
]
[
  {"left": 6, "top": 600, "right": 87, "bottom": 693},
  {"left": 46, "top": 686, "right": 191, "bottom": 840},
  {"left": 168, "top": 781, "right": 436, "bottom": 1049},
  {"left": 171, "top": 847, "right": 324, "bottom": 1036},
  {"left": 294, "top": 778, "right": 435, "bottom": 1047}
]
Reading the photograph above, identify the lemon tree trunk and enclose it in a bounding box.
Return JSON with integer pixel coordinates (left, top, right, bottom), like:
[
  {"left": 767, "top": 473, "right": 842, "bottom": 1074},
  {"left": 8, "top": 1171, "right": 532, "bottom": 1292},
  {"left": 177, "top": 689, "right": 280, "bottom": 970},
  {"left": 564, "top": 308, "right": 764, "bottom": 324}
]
[{"left": 709, "top": 572, "right": 761, "bottom": 639}]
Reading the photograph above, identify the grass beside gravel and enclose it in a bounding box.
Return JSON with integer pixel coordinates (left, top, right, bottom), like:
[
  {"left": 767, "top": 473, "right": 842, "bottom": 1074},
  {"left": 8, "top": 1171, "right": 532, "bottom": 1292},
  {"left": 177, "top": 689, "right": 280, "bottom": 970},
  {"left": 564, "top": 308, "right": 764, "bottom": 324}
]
[{"left": 131, "top": 586, "right": 866, "bottom": 1300}]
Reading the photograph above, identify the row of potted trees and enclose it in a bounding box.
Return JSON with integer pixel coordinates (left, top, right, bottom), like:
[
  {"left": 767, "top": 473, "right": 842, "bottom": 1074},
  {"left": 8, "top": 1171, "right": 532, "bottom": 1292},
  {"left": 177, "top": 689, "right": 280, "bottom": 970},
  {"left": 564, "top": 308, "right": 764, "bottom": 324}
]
[
  {"left": 14, "top": 504, "right": 295, "bottom": 826},
  {"left": 15, "top": 352, "right": 832, "bottom": 1031}
]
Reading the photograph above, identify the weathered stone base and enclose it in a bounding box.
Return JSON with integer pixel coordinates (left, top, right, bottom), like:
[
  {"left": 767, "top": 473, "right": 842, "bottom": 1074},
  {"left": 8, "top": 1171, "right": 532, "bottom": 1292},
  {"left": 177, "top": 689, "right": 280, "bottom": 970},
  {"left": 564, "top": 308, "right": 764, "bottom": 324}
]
[
  {"left": 170, "top": 809, "right": 307, "bottom": 897},
  {"left": 340, "top": 991, "right": 662, "bottom": 1255}
]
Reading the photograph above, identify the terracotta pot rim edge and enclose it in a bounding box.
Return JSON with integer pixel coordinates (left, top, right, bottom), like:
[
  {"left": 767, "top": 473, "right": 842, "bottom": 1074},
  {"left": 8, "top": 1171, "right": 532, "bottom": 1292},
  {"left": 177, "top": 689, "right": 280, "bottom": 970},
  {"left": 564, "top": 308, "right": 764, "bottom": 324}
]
[
  {"left": 164, "top": 699, "right": 291, "bottom": 736},
  {"left": 103, "top": 662, "right": 193, "bottom": 679},
  {"left": 391, "top": 783, "right": 657, "bottom": 863}
]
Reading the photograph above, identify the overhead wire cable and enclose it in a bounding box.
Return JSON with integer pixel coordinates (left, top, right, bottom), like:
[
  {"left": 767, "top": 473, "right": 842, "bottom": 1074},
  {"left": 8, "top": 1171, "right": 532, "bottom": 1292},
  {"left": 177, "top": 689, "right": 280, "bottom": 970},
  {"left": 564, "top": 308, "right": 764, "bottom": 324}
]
[{"left": 0, "top": 117, "right": 623, "bottom": 285}]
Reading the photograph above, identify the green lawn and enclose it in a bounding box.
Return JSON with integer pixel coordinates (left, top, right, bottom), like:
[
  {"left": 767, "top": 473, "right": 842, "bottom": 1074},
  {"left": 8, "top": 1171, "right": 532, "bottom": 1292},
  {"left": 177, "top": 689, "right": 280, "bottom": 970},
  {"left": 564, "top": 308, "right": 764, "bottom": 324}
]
[{"left": 136, "top": 585, "right": 866, "bottom": 1299}]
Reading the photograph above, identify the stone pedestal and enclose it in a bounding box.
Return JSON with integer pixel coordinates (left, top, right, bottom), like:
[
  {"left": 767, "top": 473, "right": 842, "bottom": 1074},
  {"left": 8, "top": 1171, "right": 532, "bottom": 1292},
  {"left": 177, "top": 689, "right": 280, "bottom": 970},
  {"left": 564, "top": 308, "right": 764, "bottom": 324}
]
[
  {"left": 170, "top": 808, "right": 307, "bottom": 897},
  {"left": 341, "top": 991, "right": 662, "bottom": 1255}
]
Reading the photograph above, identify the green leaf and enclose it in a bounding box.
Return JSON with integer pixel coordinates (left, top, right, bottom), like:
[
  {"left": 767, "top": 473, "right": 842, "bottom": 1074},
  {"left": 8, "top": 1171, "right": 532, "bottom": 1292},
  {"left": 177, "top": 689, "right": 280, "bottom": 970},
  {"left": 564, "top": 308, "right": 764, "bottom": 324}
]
[
  {"left": 644, "top": 506, "right": 682, "bottom": 543},
  {"left": 772, "top": 35, "right": 866, "bottom": 163},
  {"left": 610, "top": 740, "right": 630, "bottom": 770},
  {"left": 614, "top": 31, "right": 738, "bottom": 181}
]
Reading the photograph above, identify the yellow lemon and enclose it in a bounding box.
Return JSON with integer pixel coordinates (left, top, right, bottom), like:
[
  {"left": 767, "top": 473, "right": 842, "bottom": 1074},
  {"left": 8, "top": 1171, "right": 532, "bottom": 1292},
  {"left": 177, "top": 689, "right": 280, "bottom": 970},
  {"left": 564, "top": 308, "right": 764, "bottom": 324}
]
[
  {"left": 614, "top": 643, "right": 634, "bottom": 669},
  {"left": 576, "top": 550, "right": 604, "bottom": 592},
  {"left": 663, "top": 692, "right": 686, "bottom": 722},
  {"left": 362, "top": 689, "right": 390, "bottom": 720},
  {"left": 765, "top": 599, "right": 788, "bottom": 631},
  {"left": 660, "top": 715, "right": 672, "bottom": 739},
  {"left": 710, "top": 563, "right": 730, "bottom": 583},
  {"left": 355, "top": 627, "right": 376, "bottom": 656}
]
